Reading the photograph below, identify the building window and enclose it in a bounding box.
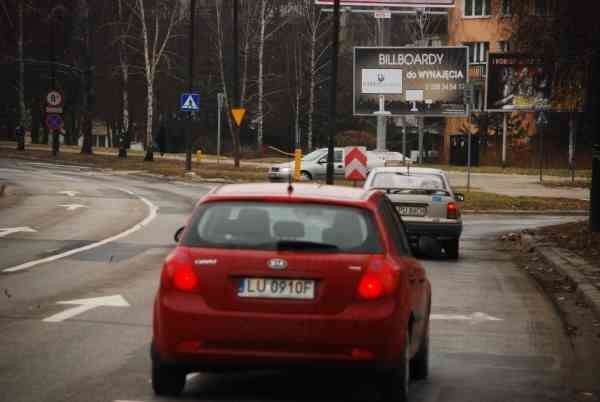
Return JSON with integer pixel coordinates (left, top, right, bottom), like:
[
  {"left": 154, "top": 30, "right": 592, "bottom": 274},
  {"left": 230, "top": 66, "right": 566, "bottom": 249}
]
[
  {"left": 464, "top": 0, "right": 491, "bottom": 17},
  {"left": 498, "top": 41, "right": 511, "bottom": 53},
  {"left": 534, "top": 0, "right": 548, "bottom": 16},
  {"left": 500, "top": 0, "right": 512, "bottom": 15},
  {"left": 464, "top": 42, "right": 490, "bottom": 63}
]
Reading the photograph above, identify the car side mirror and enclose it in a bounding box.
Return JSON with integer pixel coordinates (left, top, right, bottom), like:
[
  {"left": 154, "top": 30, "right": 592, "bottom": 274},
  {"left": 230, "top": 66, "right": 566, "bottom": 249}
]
[
  {"left": 318, "top": 158, "right": 327, "bottom": 164},
  {"left": 455, "top": 193, "right": 465, "bottom": 202},
  {"left": 174, "top": 227, "right": 185, "bottom": 243}
]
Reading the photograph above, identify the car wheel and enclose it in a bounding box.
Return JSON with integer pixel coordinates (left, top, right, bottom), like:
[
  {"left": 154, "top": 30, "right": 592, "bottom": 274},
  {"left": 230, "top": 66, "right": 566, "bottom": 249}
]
[
  {"left": 152, "top": 362, "right": 186, "bottom": 396},
  {"left": 444, "top": 239, "right": 460, "bottom": 260},
  {"left": 300, "top": 171, "right": 312, "bottom": 181},
  {"left": 410, "top": 331, "right": 429, "bottom": 380},
  {"left": 381, "top": 331, "right": 410, "bottom": 402}
]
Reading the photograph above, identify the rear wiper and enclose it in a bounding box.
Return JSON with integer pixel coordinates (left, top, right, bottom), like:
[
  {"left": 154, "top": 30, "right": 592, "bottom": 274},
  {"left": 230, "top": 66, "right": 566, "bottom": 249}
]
[{"left": 275, "top": 240, "right": 339, "bottom": 251}]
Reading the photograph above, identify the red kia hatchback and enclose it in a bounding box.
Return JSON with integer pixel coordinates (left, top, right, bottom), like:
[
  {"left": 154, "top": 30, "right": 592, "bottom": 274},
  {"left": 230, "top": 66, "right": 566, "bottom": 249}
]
[{"left": 152, "top": 183, "right": 431, "bottom": 401}]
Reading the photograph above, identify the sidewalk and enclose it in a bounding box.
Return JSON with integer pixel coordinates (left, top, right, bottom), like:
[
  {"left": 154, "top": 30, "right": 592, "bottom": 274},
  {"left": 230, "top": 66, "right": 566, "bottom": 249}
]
[{"left": 521, "top": 233, "right": 600, "bottom": 321}]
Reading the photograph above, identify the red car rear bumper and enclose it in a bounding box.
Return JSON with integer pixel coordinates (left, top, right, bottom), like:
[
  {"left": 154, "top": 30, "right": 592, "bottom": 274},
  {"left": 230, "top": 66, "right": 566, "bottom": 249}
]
[{"left": 153, "top": 291, "right": 410, "bottom": 371}]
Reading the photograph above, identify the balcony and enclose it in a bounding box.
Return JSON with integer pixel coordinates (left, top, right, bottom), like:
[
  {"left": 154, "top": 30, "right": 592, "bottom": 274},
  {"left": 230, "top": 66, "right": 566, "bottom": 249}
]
[{"left": 468, "top": 63, "right": 487, "bottom": 81}]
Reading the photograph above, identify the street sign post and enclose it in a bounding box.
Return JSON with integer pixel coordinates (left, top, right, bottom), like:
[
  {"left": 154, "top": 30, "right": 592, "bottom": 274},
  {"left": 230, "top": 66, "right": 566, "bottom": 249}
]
[
  {"left": 45, "top": 114, "right": 64, "bottom": 131},
  {"left": 217, "top": 93, "right": 225, "bottom": 164},
  {"left": 180, "top": 93, "right": 200, "bottom": 112},
  {"left": 344, "top": 146, "right": 368, "bottom": 182},
  {"left": 46, "top": 90, "right": 64, "bottom": 156}
]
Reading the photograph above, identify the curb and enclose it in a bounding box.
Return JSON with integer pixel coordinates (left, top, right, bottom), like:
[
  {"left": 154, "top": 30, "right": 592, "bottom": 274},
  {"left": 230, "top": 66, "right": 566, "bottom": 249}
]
[
  {"left": 465, "top": 209, "right": 589, "bottom": 216},
  {"left": 521, "top": 234, "right": 600, "bottom": 321}
]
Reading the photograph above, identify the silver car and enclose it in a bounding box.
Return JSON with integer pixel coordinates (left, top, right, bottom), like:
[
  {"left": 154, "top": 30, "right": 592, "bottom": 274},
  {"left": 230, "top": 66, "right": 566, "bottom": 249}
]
[
  {"left": 268, "top": 148, "right": 405, "bottom": 182},
  {"left": 364, "top": 167, "right": 464, "bottom": 259}
]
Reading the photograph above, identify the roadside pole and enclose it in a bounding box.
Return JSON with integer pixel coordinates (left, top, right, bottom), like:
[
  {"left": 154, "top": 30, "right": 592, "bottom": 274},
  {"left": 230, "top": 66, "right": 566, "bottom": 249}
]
[
  {"left": 467, "top": 108, "right": 472, "bottom": 192},
  {"left": 537, "top": 110, "right": 548, "bottom": 184},
  {"left": 375, "top": 16, "right": 388, "bottom": 151},
  {"left": 589, "top": 51, "right": 600, "bottom": 232},
  {"left": 569, "top": 112, "right": 576, "bottom": 183},
  {"left": 326, "top": 0, "right": 340, "bottom": 185},
  {"left": 217, "top": 93, "right": 224, "bottom": 164},
  {"left": 502, "top": 113, "right": 508, "bottom": 168},
  {"left": 417, "top": 118, "right": 424, "bottom": 164},
  {"left": 185, "top": 0, "right": 197, "bottom": 172},
  {"left": 232, "top": 0, "right": 241, "bottom": 168}
]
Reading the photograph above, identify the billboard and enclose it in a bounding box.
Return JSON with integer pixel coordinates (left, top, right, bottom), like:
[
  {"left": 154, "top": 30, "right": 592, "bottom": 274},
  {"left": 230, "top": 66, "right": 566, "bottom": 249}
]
[
  {"left": 354, "top": 46, "right": 469, "bottom": 117},
  {"left": 485, "top": 53, "right": 551, "bottom": 112},
  {"left": 316, "top": 0, "right": 454, "bottom": 7}
]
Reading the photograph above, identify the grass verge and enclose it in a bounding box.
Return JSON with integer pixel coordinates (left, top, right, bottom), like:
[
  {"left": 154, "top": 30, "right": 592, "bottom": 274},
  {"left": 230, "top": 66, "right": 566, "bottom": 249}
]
[{"left": 459, "top": 191, "right": 589, "bottom": 211}]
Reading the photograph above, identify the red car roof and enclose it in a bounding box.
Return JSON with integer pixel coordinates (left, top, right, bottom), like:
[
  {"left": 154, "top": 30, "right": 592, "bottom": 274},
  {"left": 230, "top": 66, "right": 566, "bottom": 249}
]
[{"left": 204, "top": 183, "right": 380, "bottom": 206}]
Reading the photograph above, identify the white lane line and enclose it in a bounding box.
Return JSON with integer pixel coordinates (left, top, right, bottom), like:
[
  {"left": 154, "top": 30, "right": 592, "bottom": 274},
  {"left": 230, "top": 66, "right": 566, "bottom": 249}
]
[
  {"left": 2, "top": 191, "right": 159, "bottom": 273},
  {"left": 43, "top": 295, "right": 130, "bottom": 323},
  {"left": 58, "top": 204, "right": 87, "bottom": 211},
  {"left": 0, "top": 227, "right": 37, "bottom": 238}
]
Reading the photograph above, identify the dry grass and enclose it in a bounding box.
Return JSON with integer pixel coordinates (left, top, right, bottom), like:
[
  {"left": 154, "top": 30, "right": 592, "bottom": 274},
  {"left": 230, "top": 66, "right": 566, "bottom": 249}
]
[
  {"left": 0, "top": 148, "right": 268, "bottom": 182},
  {"left": 459, "top": 191, "right": 589, "bottom": 211}
]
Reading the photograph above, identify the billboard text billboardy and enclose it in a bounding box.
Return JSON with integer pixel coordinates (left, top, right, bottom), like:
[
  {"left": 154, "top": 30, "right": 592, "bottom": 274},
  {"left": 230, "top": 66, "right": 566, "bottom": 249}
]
[{"left": 354, "top": 47, "right": 469, "bottom": 117}]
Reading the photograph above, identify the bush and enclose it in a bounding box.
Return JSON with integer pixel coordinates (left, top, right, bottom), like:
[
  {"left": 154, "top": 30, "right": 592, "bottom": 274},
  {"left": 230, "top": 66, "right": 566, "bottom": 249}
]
[{"left": 335, "top": 130, "right": 376, "bottom": 148}]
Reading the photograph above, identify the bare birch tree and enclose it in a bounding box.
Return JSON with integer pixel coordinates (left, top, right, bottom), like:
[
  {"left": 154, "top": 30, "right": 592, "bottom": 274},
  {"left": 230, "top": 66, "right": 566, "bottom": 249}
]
[
  {"left": 128, "top": 0, "right": 183, "bottom": 161},
  {"left": 116, "top": 0, "right": 133, "bottom": 158},
  {"left": 299, "top": 0, "right": 330, "bottom": 151}
]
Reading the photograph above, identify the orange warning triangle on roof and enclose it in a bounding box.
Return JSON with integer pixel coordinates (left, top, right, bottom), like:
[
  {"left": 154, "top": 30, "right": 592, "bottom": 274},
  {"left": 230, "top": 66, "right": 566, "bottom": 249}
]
[{"left": 231, "top": 108, "right": 246, "bottom": 127}]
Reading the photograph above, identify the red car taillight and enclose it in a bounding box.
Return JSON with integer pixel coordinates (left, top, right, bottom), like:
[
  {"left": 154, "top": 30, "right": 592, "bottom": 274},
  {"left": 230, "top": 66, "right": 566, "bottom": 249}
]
[
  {"left": 356, "top": 256, "right": 400, "bottom": 300},
  {"left": 447, "top": 202, "right": 460, "bottom": 220},
  {"left": 161, "top": 248, "right": 198, "bottom": 292}
]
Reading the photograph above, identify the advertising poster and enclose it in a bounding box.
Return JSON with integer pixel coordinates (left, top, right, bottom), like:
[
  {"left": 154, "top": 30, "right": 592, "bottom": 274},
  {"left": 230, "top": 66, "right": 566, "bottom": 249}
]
[
  {"left": 354, "top": 47, "right": 469, "bottom": 116},
  {"left": 485, "top": 53, "right": 552, "bottom": 112}
]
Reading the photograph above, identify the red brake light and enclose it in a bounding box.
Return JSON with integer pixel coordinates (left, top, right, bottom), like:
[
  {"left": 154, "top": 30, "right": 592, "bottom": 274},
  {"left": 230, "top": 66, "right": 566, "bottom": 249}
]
[
  {"left": 358, "top": 273, "right": 384, "bottom": 300},
  {"left": 162, "top": 248, "right": 198, "bottom": 292},
  {"left": 173, "top": 265, "right": 198, "bottom": 291},
  {"left": 356, "top": 256, "right": 400, "bottom": 300},
  {"left": 447, "top": 202, "right": 459, "bottom": 220}
]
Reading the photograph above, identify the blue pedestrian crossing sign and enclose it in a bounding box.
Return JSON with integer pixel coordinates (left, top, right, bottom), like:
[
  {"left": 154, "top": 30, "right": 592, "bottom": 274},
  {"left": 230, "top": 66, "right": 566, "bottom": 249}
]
[{"left": 180, "top": 93, "right": 200, "bottom": 112}]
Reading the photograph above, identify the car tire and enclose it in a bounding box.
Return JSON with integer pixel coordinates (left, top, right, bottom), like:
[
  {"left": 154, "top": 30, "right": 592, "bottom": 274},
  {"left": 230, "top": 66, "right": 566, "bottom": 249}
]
[
  {"left": 410, "top": 331, "right": 429, "bottom": 380},
  {"left": 152, "top": 362, "right": 186, "bottom": 396},
  {"left": 444, "top": 239, "right": 460, "bottom": 260},
  {"left": 300, "top": 171, "right": 312, "bottom": 181},
  {"left": 381, "top": 331, "right": 410, "bottom": 402}
]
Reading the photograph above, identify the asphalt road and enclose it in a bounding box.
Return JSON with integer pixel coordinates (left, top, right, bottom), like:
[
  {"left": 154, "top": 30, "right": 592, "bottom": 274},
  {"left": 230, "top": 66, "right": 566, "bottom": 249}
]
[{"left": 0, "top": 159, "right": 581, "bottom": 402}]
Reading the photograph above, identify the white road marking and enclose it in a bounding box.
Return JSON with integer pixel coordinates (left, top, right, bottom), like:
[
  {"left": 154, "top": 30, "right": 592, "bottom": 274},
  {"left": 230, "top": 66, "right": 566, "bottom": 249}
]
[
  {"left": 58, "top": 203, "right": 87, "bottom": 211},
  {"left": 0, "top": 227, "right": 37, "bottom": 238},
  {"left": 431, "top": 312, "right": 503, "bottom": 324},
  {"left": 2, "top": 191, "right": 159, "bottom": 273},
  {"left": 58, "top": 190, "right": 79, "bottom": 197},
  {"left": 43, "top": 295, "right": 130, "bottom": 323}
]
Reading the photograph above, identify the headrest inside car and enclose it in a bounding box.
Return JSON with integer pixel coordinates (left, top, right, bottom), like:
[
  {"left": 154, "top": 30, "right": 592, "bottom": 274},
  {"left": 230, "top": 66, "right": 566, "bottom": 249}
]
[{"left": 273, "top": 221, "right": 305, "bottom": 239}]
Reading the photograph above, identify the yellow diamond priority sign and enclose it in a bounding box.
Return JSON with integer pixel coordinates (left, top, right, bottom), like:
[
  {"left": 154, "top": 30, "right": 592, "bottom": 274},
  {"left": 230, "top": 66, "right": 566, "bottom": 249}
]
[{"left": 231, "top": 108, "right": 246, "bottom": 127}]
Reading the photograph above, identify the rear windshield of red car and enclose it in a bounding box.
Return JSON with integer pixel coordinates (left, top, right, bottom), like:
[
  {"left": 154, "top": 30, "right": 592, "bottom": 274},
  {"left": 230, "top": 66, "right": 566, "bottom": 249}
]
[{"left": 182, "top": 201, "right": 383, "bottom": 254}]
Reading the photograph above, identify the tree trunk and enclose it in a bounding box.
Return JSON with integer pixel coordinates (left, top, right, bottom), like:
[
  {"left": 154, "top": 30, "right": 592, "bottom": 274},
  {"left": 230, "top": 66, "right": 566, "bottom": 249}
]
[
  {"left": 80, "top": 0, "right": 94, "bottom": 155},
  {"left": 308, "top": 29, "right": 316, "bottom": 152},
  {"left": 17, "top": 0, "right": 25, "bottom": 150},
  {"left": 144, "top": 78, "right": 154, "bottom": 161},
  {"left": 215, "top": 0, "right": 240, "bottom": 167},
  {"left": 119, "top": 63, "right": 130, "bottom": 158},
  {"left": 257, "top": 0, "right": 266, "bottom": 150}
]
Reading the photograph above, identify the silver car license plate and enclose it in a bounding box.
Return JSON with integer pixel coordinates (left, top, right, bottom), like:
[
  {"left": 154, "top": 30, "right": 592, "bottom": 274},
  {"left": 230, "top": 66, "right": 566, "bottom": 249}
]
[{"left": 397, "top": 206, "right": 427, "bottom": 217}]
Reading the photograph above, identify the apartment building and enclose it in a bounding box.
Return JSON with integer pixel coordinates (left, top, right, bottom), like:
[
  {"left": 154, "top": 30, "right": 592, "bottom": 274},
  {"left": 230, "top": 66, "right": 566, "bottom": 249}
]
[{"left": 442, "top": 0, "right": 515, "bottom": 163}]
